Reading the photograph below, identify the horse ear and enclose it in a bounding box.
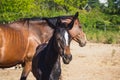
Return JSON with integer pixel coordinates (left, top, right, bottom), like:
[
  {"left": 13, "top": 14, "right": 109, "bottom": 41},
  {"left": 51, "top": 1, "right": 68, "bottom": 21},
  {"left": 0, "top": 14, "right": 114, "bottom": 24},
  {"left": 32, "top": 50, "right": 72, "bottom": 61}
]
[{"left": 67, "top": 12, "right": 79, "bottom": 30}]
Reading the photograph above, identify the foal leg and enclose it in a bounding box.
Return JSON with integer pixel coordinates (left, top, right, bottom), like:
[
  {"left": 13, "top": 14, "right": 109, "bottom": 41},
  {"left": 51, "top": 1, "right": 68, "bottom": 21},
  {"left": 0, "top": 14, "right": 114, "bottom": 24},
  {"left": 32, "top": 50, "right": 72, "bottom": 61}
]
[
  {"left": 20, "top": 61, "right": 32, "bottom": 80},
  {"left": 35, "top": 69, "right": 42, "bottom": 80},
  {"left": 49, "top": 61, "right": 61, "bottom": 80}
]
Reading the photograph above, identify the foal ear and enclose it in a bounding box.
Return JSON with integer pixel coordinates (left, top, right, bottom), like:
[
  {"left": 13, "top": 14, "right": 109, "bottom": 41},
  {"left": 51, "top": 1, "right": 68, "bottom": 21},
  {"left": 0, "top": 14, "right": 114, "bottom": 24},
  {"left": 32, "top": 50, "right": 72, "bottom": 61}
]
[
  {"left": 67, "top": 12, "right": 79, "bottom": 30},
  {"left": 44, "top": 18, "right": 58, "bottom": 29},
  {"left": 56, "top": 18, "right": 62, "bottom": 27},
  {"left": 56, "top": 18, "right": 66, "bottom": 28},
  {"left": 74, "top": 12, "right": 79, "bottom": 18}
]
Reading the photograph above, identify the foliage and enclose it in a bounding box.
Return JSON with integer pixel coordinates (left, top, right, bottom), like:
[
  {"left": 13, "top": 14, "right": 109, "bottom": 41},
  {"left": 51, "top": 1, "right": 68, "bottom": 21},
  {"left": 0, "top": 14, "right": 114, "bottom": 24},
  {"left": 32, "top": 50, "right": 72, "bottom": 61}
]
[
  {"left": 0, "top": 0, "right": 36, "bottom": 22},
  {"left": 0, "top": 0, "right": 88, "bottom": 22},
  {"left": 101, "top": 0, "right": 120, "bottom": 14},
  {"left": 80, "top": 9, "right": 120, "bottom": 44},
  {"left": 88, "top": 0, "right": 100, "bottom": 8},
  {"left": 54, "top": 0, "right": 88, "bottom": 11},
  {"left": 85, "top": 28, "right": 120, "bottom": 44}
]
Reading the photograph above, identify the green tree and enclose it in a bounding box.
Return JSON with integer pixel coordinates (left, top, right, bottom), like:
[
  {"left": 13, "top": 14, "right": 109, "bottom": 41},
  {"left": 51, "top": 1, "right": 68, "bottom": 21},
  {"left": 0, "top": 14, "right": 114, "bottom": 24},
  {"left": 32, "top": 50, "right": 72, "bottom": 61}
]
[
  {"left": 54, "top": 0, "right": 88, "bottom": 11},
  {"left": 88, "top": 0, "right": 100, "bottom": 8},
  {"left": 102, "top": 0, "right": 120, "bottom": 14},
  {"left": 0, "top": 0, "right": 36, "bottom": 22}
]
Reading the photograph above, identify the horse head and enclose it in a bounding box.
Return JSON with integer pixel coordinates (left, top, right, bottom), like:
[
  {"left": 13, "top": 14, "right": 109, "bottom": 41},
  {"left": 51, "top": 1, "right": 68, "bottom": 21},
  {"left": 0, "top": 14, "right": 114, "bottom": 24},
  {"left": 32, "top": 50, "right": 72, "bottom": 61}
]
[{"left": 61, "top": 12, "right": 87, "bottom": 47}]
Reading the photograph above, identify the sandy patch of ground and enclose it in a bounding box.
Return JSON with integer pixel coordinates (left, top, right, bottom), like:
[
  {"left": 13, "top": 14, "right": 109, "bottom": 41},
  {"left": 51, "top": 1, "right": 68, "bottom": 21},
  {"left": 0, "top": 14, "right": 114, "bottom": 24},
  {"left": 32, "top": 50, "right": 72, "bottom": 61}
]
[{"left": 0, "top": 41, "right": 120, "bottom": 80}]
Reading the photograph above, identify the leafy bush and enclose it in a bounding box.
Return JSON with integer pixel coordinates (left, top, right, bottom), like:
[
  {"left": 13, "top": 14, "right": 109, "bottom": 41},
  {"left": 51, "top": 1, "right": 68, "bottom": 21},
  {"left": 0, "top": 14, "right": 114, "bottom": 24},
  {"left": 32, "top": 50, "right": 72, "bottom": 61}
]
[
  {"left": 0, "top": 0, "right": 36, "bottom": 23},
  {"left": 110, "top": 15, "right": 120, "bottom": 24}
]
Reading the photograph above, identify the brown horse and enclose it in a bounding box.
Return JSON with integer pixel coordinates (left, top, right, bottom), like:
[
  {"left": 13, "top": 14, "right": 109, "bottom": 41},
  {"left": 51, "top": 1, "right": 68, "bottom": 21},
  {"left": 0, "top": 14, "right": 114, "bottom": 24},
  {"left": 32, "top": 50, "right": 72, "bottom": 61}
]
[{"left": 0, "top": 12, "right": 86, "bottom": 80}]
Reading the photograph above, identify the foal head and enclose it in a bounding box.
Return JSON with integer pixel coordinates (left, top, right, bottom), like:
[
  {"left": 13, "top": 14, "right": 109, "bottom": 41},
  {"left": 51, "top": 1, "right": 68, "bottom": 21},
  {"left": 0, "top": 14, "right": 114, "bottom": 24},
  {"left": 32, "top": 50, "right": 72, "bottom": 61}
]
[
  {"left": 53, "top": 17, "right": 78, "bottom": 64},
  {"left": 54, "top": 27, "right": 72, "bottom": 64}
]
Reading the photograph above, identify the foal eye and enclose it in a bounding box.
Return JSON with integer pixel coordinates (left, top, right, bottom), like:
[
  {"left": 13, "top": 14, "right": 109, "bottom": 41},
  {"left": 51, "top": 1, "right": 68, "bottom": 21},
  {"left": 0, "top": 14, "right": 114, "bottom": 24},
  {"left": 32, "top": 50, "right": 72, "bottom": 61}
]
[
  {"left": 56, "top": 37, "right": 61, "bottom": 40},
  {"left": 57, "top": 38, "right": 60, "bottom": 40}
]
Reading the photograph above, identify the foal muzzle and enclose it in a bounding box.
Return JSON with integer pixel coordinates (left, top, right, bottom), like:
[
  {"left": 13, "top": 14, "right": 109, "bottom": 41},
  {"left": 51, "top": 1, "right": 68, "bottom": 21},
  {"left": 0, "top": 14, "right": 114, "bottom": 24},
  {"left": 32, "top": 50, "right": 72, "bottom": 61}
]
[{"left": 62, "top": 54, "right": 72, "bottom": 64}]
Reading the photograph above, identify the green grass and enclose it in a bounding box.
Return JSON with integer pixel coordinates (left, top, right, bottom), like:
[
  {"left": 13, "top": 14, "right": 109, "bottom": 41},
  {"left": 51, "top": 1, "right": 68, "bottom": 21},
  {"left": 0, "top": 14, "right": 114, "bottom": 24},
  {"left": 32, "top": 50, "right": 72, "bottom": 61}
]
[{"left": 84, "top": 28, "right": 120, "bottom": 44}]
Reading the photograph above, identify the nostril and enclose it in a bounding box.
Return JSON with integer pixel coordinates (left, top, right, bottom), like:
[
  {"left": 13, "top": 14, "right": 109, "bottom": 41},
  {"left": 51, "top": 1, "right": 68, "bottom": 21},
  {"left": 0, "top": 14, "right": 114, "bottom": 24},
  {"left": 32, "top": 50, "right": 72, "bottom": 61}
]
[
  {"left": 62, "top": 54, "right": 72, "bottom": 64},
  {"left": 79, "top": 40, "right": 86, "bottom": 47},
  {"left": 65, "top": 54, "right": 72, "bottom": 61}
]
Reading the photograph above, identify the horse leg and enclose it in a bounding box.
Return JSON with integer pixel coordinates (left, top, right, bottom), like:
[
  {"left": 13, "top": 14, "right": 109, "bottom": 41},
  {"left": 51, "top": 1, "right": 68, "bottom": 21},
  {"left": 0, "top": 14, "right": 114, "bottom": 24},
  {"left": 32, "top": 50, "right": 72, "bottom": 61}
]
[
  {"left": 20, "top": 38, "right": 38, "bottom": 80},
  {"left": 20, "top": 61, "right": 32, "bottom": 80}
]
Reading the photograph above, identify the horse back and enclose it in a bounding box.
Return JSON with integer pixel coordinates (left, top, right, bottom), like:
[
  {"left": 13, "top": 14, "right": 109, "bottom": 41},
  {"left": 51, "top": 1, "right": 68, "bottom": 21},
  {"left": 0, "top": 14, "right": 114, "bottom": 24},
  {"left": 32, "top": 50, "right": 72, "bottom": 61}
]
[{"left": 0, "top": 26, "right": 29, "bottom": 67}]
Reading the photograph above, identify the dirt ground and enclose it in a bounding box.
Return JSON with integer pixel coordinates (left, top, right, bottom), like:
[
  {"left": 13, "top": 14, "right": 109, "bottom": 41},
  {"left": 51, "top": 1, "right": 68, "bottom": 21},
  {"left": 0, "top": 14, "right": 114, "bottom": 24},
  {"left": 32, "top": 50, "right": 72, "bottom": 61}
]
[{"left": 0, "top": 41, "right": 120, "bottom": 80}]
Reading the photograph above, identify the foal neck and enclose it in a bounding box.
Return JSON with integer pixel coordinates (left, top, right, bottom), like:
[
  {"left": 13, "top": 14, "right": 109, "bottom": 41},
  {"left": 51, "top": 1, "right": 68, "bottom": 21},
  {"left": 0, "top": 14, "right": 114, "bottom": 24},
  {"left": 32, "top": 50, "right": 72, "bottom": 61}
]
[{"left": 45, "top": 33, "right": 61, "bottom": 65}]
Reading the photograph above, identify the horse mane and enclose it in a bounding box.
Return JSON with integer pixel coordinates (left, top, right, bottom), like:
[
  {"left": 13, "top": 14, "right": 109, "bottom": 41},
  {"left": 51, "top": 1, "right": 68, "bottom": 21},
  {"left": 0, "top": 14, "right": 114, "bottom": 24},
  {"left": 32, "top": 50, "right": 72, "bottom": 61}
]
[
  {"left": 19, "top": 17, "right": 44, "bottom": 21},
  {"left": 55, "top": 15, "right": 73, "bottom": 19},
  {"left": 9, "top": 15, "right": 75, "bottom": 30}
]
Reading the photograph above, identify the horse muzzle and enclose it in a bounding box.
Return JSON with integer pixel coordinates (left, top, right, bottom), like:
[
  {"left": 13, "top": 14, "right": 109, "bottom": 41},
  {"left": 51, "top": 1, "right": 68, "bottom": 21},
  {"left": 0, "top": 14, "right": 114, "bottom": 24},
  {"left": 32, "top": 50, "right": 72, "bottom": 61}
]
[
  {"left": 73, "top": 33, "right": 87, "bottom": 47},
  {"left": 62, "top": 54, "right": 72, "bottom": 64},
  {"left": 79, "top": 40, "right": 86, "bottom": 47}
]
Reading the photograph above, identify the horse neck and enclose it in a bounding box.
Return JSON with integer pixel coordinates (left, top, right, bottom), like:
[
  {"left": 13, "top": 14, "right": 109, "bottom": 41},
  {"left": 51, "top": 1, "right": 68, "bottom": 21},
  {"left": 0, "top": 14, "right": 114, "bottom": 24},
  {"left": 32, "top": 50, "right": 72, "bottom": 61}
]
[
  {"left": 27, "top": 20, "right": 54, "bottom": 44},
  {"left": 8, "top": 20, "right": 28, "bottom": 30}
]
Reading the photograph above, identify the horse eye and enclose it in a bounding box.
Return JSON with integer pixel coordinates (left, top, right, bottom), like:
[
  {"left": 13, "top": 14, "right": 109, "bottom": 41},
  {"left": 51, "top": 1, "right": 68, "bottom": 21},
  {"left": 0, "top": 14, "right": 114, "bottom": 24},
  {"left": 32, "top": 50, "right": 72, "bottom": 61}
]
[{"left": 79, "top": 25, "right": 82, "bottom": 28}]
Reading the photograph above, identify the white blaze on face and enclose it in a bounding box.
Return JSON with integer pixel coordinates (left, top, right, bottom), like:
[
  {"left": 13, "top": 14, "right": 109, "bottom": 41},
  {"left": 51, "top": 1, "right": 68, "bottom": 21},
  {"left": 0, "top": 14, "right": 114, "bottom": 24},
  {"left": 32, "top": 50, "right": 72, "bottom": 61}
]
[{"left": 64, "top": 31, "right": 69, "bottom": 46}]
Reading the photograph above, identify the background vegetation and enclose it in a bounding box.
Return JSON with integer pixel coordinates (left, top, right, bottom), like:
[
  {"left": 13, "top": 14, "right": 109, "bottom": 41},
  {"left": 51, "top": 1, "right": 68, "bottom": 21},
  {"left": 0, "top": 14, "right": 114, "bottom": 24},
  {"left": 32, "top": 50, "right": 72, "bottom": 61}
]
[{"left": 0, "top": 0, "right": 120, "bottom": 44}]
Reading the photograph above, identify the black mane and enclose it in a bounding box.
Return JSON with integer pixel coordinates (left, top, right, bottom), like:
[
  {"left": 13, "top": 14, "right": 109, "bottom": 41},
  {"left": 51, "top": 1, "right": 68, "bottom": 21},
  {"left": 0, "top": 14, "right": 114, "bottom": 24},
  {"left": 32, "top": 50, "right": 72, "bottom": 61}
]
[{"left": 17, "top": 15, "right": 75, "bottom": 30}]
